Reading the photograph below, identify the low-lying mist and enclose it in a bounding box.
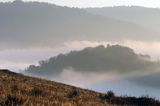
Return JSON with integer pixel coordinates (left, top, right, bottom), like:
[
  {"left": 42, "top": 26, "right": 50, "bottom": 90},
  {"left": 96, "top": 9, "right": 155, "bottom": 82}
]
[
  {"left": 25, "top": 66, "right": 160, "bottom": 99},
  {"left": 3, "top": 40, "right": 160, "bottom": 71}
]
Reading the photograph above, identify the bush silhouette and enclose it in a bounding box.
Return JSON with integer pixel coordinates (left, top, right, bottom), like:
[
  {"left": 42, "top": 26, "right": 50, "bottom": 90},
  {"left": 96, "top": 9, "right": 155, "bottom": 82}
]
[
  {"left": 67, "top": 89, "right": 78, "bottom": 98},
  {"left": 105, "top": 91, "right": 115, "bottom": 99}
]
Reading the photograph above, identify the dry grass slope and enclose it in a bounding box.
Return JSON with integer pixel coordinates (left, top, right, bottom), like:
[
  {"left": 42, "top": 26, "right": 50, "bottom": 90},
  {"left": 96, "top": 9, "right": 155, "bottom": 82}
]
[
  {"left": 0, "top": 69, "right": 159, "bottom": 106},
  {"left": 0, "top": 69, "right": 105, "bottom": 106}
]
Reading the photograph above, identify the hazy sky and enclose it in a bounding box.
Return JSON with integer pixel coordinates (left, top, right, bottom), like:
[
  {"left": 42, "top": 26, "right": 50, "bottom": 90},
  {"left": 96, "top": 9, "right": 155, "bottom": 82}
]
[{"left": 1, "top": 0, "right": 160, "bottom": 8}]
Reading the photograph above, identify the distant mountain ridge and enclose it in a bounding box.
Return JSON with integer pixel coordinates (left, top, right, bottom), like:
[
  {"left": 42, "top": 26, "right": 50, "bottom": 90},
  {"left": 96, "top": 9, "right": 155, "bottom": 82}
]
[
  {"left": 86, "top": 6, "right": 160, "bottom": 32},
  {"left": 0, "top": 1, "right": 158, "bottom": 49}
]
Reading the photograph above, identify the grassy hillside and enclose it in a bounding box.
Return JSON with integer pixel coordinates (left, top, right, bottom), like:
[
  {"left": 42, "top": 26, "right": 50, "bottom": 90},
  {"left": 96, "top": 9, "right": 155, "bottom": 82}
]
[{"left": 0, "top": 69, "right": 160, "bottom": 106}]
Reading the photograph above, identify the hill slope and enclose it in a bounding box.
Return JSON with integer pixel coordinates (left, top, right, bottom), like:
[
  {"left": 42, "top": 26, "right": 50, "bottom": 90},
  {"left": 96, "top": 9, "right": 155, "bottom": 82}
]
[
  {"left": 0, "top": 69, "right": 160, "bottom": 106},
  {"left": 0, "top": 69, "right": 104, "bottom": 106}
]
